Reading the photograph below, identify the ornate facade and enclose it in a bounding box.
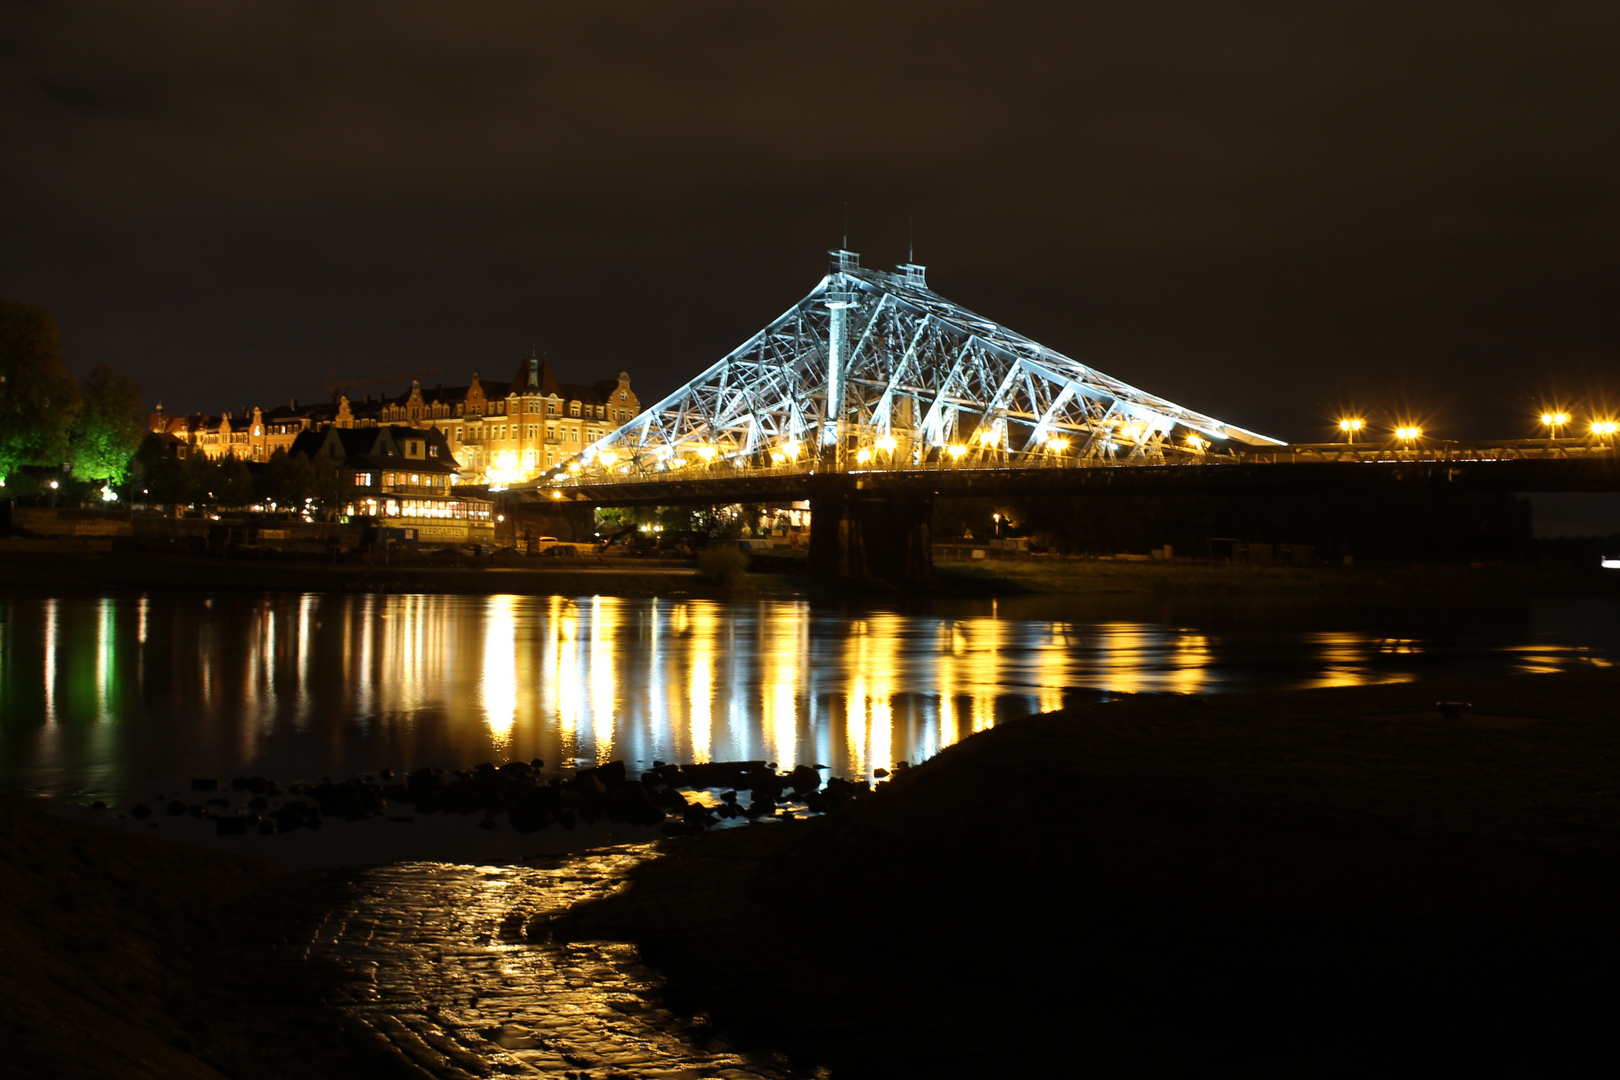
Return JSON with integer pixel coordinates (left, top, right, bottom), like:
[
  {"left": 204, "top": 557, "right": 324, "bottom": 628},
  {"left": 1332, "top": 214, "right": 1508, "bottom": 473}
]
[{"left": 148, "top": 357, "right": 638, "bottom": 487}]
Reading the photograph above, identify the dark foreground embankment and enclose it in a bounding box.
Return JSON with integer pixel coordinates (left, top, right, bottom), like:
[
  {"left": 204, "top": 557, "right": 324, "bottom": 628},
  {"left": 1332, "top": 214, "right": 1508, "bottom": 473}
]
[
  {"left": 6, "top": 668, "right": 1618, "bottom": 1077},
  {"left": 554, "top": 668, "right": 1620, "bottom": 1078},
  {"left": 0, "top": 800, "right": 412, "bottom": 1079}
]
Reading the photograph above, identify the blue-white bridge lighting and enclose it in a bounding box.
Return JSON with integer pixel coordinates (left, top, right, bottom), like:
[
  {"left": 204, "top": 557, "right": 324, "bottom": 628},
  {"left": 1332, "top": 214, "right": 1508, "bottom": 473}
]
[{"left": 546, "top": 250, "right": 1282, "bottom": 486}]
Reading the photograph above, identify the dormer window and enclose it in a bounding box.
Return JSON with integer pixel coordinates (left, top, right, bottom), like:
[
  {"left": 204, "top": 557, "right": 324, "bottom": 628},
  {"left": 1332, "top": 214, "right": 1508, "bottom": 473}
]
[{"left": 569, "top": 402, "right": 581, "bottom": 417}]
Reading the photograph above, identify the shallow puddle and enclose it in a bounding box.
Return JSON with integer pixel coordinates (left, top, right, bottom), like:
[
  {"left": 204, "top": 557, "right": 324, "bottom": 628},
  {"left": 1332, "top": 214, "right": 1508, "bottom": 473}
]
[{"left": 304, "top": 847, "right": 811, "bottom": 1078}]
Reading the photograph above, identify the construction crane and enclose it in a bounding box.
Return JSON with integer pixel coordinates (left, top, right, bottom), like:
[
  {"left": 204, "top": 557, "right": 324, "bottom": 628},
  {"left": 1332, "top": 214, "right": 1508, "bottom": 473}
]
[{"left": 324, "top": 367, "right": 448, "bottom": 400}]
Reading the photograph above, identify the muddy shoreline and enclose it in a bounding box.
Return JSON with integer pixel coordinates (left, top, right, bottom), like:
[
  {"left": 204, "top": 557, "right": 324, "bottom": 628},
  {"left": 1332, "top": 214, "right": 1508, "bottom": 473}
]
[{"left": 4, "top": 668, "right": 1618, "bottom": 1077}]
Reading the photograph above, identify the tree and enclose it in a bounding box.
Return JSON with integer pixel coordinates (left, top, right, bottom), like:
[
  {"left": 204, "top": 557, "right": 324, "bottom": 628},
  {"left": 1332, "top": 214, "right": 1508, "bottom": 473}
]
[
  {"left": 217, "top": 455, "right": 254, "bottom": 507},
  {"left": 0, "top": 301, "right": 80, "bottom": 483},
  {"left": 70, "top": 363, "right": 146, "bottom": 486},
  {"left": 133, "top": 433, "right": 191, "bottom": 507}
]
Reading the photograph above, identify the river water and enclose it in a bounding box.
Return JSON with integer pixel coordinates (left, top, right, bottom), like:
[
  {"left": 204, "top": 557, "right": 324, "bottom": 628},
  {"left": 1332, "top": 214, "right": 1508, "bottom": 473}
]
[{"left": 2, "top": 588, "right": 1616, "bottom": 805}]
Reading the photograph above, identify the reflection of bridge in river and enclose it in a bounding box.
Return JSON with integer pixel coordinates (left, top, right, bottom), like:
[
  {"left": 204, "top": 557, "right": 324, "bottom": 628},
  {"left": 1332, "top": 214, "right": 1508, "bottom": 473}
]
[{"left": 523, "top": 251, "right": 1618, "bottom": 578}]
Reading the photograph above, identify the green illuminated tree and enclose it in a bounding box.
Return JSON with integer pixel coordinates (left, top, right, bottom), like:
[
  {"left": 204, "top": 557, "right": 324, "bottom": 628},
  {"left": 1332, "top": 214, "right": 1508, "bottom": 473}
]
[
  {"left": 0, "top": 301, "right": 80, "bottom": 483},
  {"left": 69, "top": 363, "right": 146, "bottom": 486}
]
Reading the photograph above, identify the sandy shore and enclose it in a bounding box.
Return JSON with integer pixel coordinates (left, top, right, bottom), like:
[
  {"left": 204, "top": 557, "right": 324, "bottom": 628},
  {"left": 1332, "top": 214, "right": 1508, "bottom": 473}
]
[{"left": 5, "top": 666, "right": 1618, "bottom": 1077}]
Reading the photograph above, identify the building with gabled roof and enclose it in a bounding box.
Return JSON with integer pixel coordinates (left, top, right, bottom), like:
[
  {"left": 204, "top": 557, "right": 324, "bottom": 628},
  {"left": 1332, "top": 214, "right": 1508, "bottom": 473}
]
[
  {"left": 149, "top": 355, "right": 638, "bottom": 489},
  {"left": 295, "top": 423, "right": 493, "bottom": 540}
]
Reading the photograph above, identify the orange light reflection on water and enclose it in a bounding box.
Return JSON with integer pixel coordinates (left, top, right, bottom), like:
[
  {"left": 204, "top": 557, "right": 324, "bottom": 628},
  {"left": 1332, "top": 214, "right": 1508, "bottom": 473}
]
[{"left": 8, "top": 592, "right": 1612, "bottom": 803}]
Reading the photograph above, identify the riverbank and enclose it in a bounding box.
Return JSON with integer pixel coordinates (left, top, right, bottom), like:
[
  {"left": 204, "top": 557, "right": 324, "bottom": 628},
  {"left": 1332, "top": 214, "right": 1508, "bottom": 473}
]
[
  {"left": 7, "top": 666, "right": 1617, "bottom": 1077},
  {"left": 0, "top": 549, "right": 814, "bottom": 598},
  {"left": 0, "top": 798, "right": 413, "bottom": 1079},
  {"left": 935, "top": 553, "right": 1620, "bottom": 597},
  {"left": 4, "top": 546, "right": 1614, "bottom": 601},
  {"left": 556, "top": 665, "right": 1620, "bottom": 1078}
]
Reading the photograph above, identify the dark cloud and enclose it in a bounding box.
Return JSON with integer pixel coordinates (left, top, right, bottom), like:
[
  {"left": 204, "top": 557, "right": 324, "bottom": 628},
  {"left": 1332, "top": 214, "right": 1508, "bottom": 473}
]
[{"left": 2, "top": 0, "right": 1617, "bottom": 440}]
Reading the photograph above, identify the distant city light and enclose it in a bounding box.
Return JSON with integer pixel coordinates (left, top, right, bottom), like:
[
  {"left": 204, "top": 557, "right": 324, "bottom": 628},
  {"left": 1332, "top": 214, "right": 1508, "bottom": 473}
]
[{"left": 1602, "top": 557, "right": 1620, "bottom": 570}]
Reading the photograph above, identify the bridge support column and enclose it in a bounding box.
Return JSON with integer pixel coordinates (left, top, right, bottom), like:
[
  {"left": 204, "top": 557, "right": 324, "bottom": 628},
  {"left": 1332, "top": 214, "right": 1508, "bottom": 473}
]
[{"left": 808, "top": 481, "right": 933, "bottom": 582}]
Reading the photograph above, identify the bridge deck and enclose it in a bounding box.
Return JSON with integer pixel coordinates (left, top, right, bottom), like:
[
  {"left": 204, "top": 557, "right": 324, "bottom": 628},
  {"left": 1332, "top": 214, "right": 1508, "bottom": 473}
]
[{"left": 530, "top": 443, "right": 1620, "bottom": 507}]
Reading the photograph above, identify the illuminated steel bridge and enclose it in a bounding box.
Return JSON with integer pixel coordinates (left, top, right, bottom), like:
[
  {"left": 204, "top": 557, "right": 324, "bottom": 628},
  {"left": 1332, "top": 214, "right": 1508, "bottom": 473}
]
[
  {"left": 525, "top": 251, "right": 1618, "bottom": 578},
  {"left": 541, "top": 249, "right": 1282, "bottom": 490}
]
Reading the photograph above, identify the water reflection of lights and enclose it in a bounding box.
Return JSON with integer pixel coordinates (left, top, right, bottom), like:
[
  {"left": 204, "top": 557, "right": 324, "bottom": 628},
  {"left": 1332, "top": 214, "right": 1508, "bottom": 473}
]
[
  {"left": 760, "top": 601, "right": 808, "bottom": 771},
  {"left": 589, "top": 596, "right": 621, "bottom": 762},
  {"left": 6, "top": 594, "right": 1619, "bottom": 803},
  {"left": 546, "top": 595, "right": 581, "bottom": 739},
  {"left": 684, "top": 603, "right": 717, "bottom": 764},
  {"left": 482, "top": 596, "right": 519, "bottom": 748},
  {"left": 43, "top": 597, "right": 57, "bottom": 724}
]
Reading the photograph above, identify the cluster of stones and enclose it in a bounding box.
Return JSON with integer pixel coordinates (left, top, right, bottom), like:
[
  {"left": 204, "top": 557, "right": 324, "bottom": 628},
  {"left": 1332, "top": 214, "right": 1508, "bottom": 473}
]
[{"left": 110, "top": 759, "right": 876, "bottom": 837}]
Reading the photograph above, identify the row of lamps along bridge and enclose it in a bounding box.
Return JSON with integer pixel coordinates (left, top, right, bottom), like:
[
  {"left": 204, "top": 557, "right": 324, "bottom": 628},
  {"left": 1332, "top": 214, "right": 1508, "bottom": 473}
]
[
  {"left": 1337, "top": 413, "right": 1620, "bottom": 442},
  {"left": 558, "top": 421, "right": 1190, "bottom": 476}
]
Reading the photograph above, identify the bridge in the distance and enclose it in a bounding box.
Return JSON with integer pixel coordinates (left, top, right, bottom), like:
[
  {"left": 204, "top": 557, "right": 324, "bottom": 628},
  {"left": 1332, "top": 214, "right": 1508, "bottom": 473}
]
[{"left": 518, "top": 251, "right": 1619, "bottom": 578}]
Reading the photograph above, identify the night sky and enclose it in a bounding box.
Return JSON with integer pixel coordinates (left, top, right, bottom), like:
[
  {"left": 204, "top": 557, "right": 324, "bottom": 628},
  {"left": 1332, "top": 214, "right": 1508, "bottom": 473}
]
[{"left": 4, "top": 2, "right": 1617, "bottom": 443}]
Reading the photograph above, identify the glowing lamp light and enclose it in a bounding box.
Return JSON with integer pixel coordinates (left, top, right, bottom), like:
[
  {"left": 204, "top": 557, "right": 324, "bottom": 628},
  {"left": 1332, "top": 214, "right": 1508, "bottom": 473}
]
[
  {"left": 1338, "top": 418, "right": 1364, "bottom": 433},
  {"left": 1541, "top": 411, "right": 1571, "bottom": 427},
  {"left": 696, "top": 445, "right": 717, "bottom": 461},
  {"left": 49, "top": 480, "right": 59, "bottom": 490},
  {"left": 550, "top": 491, "right": 563, "bottom": 500},
  {"left": 784, "top": 440, "right": 802, "bottom": 457},
  {"left": 769, "top": 450, "right": 787, "bottom": 464},
  {"left": 875, "top": 434, "right": 898, "bottom": 452},
  {"left": 855, "top": 448, "right": 873, "bottom": 464},
  {"left": 1602, "top": 557, "right": 1620, "bottom": 570},
  {"left": 1046, "top": 437, "right": 1070, "bottom": 452},
  {"left": 1395, "top": 425, "right": 1422, "bottom": 441},
  {"left": 567, "top": 460, "right": 582, "bottom": 473},
  {"left": 100, "top": 485, "right": 117, "bottom": 502},
  {"left": 947, "top": 444, "right": 967, "bottom": 459},
  {"left": 977, "top": 428, "right": 999, "bottom": 445},
  {"left": 1590, "top": 420, "right": 1618, "bottom": 437},
  {"left": 1186, "top": 434, "right": 1205, "bottom": 450},
  {"left": 599, "top": 450, "right": 619, "bottom": 466}
]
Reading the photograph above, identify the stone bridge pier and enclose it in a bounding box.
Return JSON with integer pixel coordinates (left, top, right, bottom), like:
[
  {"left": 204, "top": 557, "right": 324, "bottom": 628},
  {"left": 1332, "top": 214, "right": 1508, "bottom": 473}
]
[{"left": 807, "top": 479, "right": 933, "bottom": 582}]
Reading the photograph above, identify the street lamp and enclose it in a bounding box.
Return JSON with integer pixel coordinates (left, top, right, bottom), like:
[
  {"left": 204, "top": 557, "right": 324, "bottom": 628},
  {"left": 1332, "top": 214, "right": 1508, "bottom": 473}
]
[
  {"left": 992, "top": 512, "right": 1002, "bottom": 538},
  {"left": 1592, "top": 420, "right": 1619, "bottom": 439},
  {"left": 1338, "top": 418, "right": 1365, "bottom": 442},
  {"left": 1395, "top": 425, "right": 1422, "bottom": 443},
  {"left": 1541, "top": 411, "right": 1571, "bottom": 437}
]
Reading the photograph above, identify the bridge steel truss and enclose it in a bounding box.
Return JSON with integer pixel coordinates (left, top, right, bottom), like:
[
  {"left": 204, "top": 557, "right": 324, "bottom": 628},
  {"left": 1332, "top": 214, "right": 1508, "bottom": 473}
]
[{"left": 541, "top": 251, "right": 1282, "bottom": 491}]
